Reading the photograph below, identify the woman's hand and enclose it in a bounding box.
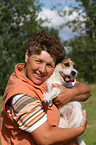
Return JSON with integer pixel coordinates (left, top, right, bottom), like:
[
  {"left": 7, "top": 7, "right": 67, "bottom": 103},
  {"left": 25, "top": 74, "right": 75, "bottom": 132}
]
[
  {"left": 67, "top": 109, "right": 87, "bottom": 145},
  {"left": 53, "top": 84, "right": 75, "bottom": 108},
  {"left": 80, "top": 109, "right": 87, "bottom": 132},
  {"left": 53, "top": 82, "right": 91, "bottom": 108},
  {"left": 63, "top": 110, "right": 87, "bottom": 145}
]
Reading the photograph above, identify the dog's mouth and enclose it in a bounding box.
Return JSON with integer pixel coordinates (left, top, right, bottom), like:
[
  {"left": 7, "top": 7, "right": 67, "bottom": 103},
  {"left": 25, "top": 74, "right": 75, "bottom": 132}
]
[{"left": 60, "top": 72, "right": 74, "bottom": 83}]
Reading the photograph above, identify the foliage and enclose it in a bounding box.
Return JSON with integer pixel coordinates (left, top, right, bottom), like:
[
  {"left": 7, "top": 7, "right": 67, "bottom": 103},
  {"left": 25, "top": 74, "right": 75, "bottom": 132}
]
[
  {"left": 0, "top": 0, "right": 42, "bottom": 94},
  {"left": 0, "top": 0, "right": 59, "bottom": 95},
  {"left": 61, "top": 0, "right": 96, "bottom": 83}
]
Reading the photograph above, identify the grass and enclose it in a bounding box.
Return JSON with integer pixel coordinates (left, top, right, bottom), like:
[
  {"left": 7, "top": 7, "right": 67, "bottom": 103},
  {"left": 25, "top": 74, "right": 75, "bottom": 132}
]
[
  {"left": 81, "top": 84, "right": 96, "bottom": 144},
  {"left": 0, "top": 96, "right": 2, "bottom": 145},
  {"left": 0, "top": 84, "right": 96, "bottom": 144}
]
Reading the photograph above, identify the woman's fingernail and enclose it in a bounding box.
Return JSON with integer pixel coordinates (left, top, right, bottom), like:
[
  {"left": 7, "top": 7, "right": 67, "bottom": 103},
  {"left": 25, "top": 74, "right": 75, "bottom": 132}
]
[{"left": 83, "top": 109, "right": 86, "bottom": 113}]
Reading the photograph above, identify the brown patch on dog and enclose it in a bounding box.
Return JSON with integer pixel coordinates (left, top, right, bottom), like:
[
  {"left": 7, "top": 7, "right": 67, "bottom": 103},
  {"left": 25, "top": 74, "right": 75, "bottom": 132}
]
[{"left": 60, "top": 58, "right": 76, "bottom": 70}]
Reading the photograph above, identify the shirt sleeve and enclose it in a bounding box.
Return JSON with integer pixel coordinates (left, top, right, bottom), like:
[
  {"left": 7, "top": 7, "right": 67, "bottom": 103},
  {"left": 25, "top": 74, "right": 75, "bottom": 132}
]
[{"left": 9, "top": 94, "right": 47, "bottom": 133}]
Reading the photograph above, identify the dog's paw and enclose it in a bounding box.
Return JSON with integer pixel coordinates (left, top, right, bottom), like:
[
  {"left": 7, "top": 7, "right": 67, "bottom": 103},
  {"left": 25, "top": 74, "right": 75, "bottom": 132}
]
[
  {"left": 49, "top": 101, "right": 53, "bottom": 107},
  {"left": 41, "top": 98, "right": 53, "bottom": 107},
  {"left": 41, "top": 98, "right": 49, "bottom": 104}
]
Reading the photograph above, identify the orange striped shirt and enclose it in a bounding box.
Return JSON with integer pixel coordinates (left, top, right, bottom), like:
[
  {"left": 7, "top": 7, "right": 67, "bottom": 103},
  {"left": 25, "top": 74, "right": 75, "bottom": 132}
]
[{"left": 7, "top": 94, "right": 47, "bottom": 133}]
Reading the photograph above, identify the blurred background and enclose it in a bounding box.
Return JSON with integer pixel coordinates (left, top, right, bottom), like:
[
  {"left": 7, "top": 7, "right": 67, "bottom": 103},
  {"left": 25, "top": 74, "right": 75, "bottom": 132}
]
[
  {"left": 0, "top": 0, "right": 96, "bottom": 144},
  {"left": 0, "top": 0, "right": 96, "bottom": 95}
]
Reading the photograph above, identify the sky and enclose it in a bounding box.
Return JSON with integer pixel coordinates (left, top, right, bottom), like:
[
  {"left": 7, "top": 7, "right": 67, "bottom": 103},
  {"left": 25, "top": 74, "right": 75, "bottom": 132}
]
[
  {"left": 38, "top": 0, "right": 81, "bottom": 41},
  {"left": 39, "top": 0, "right": 80, "bottom": 11}
]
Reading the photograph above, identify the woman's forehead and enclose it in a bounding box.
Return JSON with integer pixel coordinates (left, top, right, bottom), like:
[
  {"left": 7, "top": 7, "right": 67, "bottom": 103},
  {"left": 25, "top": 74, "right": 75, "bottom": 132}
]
[{"left": 31, "top": 51, "right": 56, "bottom": 64}]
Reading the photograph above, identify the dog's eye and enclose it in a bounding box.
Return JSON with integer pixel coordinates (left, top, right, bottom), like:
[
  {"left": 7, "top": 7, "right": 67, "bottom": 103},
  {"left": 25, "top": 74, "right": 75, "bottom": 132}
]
[{"left": 64, "top": 63, "right": 69, "bottom": 67}]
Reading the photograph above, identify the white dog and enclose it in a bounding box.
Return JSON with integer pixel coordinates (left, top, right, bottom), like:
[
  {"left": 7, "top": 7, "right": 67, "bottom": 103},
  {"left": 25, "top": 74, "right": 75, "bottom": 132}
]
[{"left": 42, "top": 58, "right": 86, "bottom": 145}]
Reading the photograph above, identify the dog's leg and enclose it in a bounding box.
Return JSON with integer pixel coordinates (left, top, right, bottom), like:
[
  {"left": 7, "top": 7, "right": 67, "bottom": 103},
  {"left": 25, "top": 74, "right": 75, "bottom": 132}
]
[
  {"left": 58, "top": 116, "right": 69, "bottom": 128},
  {"left": 59, "top": 101, "right": 83, "bottom": 128},
  {"left": 59, "top": 102, "right": 86, "bottom": 145},
  {"left": 42, "top": 87, "right": 60, "bottom": 106},
  {"left": 68, "top": 102, "right": 83, "bottom": 128},
  {"left": 77, "top": 136, "right": 86, "bottom": 145}
]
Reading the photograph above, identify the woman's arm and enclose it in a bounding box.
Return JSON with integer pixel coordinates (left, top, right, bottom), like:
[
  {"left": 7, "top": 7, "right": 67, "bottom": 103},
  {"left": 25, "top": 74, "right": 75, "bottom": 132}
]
[
  {"left": 53, "top": 81, "right": 92, "bottom": 107},
  {"left": 72, "top": 81, "right": 92, "bottom": 101},
  {"left": 31, "top": 110, "right": 87, "bottom": 145}
]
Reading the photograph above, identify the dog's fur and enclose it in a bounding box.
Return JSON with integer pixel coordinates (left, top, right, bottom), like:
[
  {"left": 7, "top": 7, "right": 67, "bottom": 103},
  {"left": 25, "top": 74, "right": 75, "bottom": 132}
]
[{"left": 42, "top": 58, "right": 86, "bottom": 145}]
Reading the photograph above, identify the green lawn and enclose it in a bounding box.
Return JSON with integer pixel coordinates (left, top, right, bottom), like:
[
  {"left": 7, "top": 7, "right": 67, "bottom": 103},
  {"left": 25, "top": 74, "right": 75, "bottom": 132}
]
[
  {"left": 0, "top": 96, "right": 2, "bottom": 145},
  {"left": 81, "top": 84, "right": 96, "bottom": 145},
  {"left": 0, "top": 84, "right": 96, "bottom": 144}
]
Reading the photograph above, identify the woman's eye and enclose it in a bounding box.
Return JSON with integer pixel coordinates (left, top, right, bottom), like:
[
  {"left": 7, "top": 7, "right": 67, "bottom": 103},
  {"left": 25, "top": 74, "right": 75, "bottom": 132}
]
[
  {"left": 47, "top": 64, "right": 54, "bottom": 68},
  {"left": 64, "top": 63, "right": 69, "bottom": 67},
  {"left": 36, "top": 60, "right": 41, "bottom": 63},
  {"left": 47, "top": 64, "right": 52, "bottom": 67}
]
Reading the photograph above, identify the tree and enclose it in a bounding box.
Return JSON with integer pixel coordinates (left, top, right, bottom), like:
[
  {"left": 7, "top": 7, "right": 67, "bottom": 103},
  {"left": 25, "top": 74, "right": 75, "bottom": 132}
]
[
  {"left": 61, "top": 0, "right": 96, "bottom": 83},
  {"left": 0, "top": 0, "right": 60, "bottom": 95}
]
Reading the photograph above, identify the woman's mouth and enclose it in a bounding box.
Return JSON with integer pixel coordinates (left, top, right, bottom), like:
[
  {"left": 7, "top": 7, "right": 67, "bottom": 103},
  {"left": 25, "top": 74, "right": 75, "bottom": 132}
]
[{"left": 34, "top": 72, "right": 45, "bottom": 79}]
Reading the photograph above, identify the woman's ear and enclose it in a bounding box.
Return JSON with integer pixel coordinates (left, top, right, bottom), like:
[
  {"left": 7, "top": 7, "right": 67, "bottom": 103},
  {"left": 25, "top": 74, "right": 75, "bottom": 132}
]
[{"left": 25, "top": 50, "right": 29, "bottom": 63}]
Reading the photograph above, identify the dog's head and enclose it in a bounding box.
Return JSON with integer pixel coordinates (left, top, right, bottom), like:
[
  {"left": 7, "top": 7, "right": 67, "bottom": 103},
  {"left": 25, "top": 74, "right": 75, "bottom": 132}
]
[{"left": 56, "top": 58, "right": 78, "bottom": 83}]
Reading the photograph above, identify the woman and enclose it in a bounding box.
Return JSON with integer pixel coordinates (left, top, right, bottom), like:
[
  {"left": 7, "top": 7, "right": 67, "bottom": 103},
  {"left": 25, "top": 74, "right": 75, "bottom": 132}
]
[{"left": 0, "top": 31, "right": 91, "bottom": 145}]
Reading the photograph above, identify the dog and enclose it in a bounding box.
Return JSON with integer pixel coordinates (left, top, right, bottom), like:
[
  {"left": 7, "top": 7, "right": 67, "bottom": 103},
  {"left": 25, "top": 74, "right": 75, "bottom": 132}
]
[{"left": 42, "top": 58, "right": 86, "bottom": 145}]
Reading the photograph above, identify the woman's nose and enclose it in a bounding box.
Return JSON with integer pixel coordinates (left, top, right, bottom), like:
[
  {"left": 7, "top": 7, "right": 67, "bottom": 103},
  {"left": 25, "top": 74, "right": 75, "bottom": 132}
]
[{"left": 39, "top": 64, "right": 46, "bottom": 74}]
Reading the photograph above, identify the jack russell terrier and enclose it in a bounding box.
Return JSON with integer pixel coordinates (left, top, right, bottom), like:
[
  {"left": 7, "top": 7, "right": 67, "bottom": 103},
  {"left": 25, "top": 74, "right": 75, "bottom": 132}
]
[{"left": 42, "top": 58, "right": 86, "bottom": 145}]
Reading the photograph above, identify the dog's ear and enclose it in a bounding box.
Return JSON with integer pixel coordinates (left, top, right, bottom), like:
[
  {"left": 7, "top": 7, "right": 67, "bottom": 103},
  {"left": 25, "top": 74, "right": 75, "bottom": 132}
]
[
  {"left": 69, "top": 58, "right": 74, "bottom": 61},
  {"left": 63, "top": 57, "right": 68, "bottom": 61},
  {"left": 68, "top": 58, "right": 75, "bottom": 64},
  {"left": 69, "top": 58, "right": 76, "bottom": 68}
]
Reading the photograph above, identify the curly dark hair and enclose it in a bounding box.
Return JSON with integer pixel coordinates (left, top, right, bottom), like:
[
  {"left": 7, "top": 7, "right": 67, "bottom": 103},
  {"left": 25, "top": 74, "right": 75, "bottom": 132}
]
[{"left": 28, "top": 31, "right": 66, "bottom": 65}]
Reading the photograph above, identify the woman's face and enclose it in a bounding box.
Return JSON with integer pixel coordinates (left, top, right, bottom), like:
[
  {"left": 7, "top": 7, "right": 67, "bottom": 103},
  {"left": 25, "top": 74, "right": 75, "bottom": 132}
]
[{"left": 24, "top": 51, "right": 55, "bottom": 85}]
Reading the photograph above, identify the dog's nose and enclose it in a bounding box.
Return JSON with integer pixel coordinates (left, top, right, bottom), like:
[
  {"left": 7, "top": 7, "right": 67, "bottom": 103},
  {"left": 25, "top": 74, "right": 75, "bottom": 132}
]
[{"left": 71, "top": 71, "right": 76, "bottom": 76}]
